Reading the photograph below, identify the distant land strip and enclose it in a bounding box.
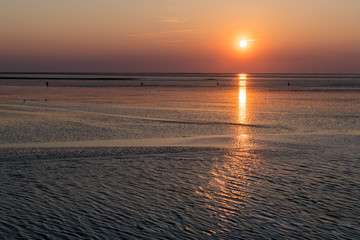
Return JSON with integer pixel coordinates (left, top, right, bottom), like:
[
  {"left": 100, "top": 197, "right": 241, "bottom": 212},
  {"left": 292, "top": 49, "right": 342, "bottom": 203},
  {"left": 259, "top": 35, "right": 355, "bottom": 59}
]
[{"left": 0, "top": 77, "right": 138, "bottom": 81}]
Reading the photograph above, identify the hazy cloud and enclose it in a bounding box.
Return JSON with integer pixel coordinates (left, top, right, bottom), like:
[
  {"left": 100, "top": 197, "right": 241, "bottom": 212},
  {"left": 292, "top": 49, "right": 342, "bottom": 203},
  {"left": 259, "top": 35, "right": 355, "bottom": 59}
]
[
  {"left": 152, "top": 39, "right": 183, "bottom": 43},
  {"left": 129, "top": 29, "right": 199, "bottom": 38},
  {"left": 161, "top": 17, "right": 187, "bottom": 24}
]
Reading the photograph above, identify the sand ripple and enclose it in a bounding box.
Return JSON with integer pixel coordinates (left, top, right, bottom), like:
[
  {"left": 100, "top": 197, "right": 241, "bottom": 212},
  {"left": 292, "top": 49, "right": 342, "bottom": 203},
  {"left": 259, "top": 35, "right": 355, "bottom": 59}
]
[{"left": 1, "top": 141, "right": 359, "bottom": 239}]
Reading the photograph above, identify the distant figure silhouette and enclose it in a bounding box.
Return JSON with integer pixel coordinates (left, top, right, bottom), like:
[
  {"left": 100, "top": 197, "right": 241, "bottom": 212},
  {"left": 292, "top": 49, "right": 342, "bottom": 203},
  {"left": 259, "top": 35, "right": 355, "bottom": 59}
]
[
  {"left": 46, "top": 81, "right": 49, "bottom": 87},
  {"left": 288, "top": 82, "right": 290, "bottom": 86},
  {"left": 140, "top": 82, "right": 143, "bottom": 86},
  {"left": 217, "top": 82, "right": 219, "bottom": 86}
]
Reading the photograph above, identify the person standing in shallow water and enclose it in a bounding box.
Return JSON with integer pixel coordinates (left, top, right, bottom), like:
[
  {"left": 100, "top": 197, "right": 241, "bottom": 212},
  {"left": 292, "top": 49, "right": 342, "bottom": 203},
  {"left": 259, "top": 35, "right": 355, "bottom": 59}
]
[{"left": 46, "top": 81, "right": 49, "bottom": 87}]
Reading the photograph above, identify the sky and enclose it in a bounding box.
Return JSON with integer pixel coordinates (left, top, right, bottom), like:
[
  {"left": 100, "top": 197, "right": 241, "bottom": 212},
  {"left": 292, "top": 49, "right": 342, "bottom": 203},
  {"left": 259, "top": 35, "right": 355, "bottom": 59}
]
[{"left": 1, "top": 0, "right": 360, "bottom": 73}]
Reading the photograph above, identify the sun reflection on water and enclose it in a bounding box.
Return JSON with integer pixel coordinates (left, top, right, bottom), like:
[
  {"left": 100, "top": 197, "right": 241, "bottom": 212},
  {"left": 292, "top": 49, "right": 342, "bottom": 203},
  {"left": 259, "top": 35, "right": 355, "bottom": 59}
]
[
  {"left": 239, "top": 73, "right": 247, "bottom": 80},
  {"left": 205, "top": 149, "right": 262, "bottom": 236},
  {"left": 232, "top": 73, "right": 251, "bottom": 147},
  {"left": 199, "top": 73, "right": 264, "bottom": 236},
  {"left": 238, "top": 73, "right": 247, "bottom": 124}
]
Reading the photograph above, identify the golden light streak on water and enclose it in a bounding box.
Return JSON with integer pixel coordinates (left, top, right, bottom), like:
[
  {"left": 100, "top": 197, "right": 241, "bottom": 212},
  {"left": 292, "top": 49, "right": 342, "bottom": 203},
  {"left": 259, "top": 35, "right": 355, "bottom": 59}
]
[
  {"left": 203, "top": 73, "right": 263, "bottom": 236},
  {"left": 239, "top": 73, "right": 247, "bottom": 80},
  {"left": 206, "top": 149, "right": 262, "bottom": 235},
  {"left": 238, "top": 74, "right": 247, "bottom": 124}
]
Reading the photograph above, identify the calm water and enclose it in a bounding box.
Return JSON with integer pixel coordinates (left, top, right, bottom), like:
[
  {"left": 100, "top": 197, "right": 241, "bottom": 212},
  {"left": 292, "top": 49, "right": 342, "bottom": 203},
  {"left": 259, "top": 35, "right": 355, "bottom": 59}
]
[{"left": 0, "top": 73, "right": 359, "bottom": 239}]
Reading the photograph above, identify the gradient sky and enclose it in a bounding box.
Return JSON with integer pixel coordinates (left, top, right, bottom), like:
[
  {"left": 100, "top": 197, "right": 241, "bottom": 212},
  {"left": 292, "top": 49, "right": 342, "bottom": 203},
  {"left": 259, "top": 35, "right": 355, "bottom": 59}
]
[{"left": 1, "top": 0, "right": 360, "bottom": 73}]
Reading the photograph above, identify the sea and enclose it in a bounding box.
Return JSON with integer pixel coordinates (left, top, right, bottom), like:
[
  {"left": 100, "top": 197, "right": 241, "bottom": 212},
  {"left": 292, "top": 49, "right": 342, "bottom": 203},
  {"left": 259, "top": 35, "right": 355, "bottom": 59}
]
[{"left": 0, "top": 73, "right": 359, "bottom": 239}]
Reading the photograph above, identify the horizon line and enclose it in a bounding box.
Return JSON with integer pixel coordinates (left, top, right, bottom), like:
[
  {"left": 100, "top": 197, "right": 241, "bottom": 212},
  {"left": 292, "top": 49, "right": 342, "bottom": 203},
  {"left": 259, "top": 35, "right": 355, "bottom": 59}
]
[{"left": 1, "top": 72, "right": 360, "bottom": 75}]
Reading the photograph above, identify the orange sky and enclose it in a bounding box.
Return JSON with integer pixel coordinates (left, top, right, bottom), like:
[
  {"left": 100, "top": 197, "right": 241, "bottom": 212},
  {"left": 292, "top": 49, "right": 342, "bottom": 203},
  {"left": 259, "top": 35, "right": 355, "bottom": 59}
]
[{"left": 1, "top": 0, "right": 359, "bottom": 73}]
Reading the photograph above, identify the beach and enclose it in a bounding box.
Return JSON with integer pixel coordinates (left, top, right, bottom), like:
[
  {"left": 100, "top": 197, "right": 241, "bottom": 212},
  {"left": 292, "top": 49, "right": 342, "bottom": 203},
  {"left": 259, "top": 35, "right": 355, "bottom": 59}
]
[{"left": 1, "top": 73, "right": 359, "bottom": 239}]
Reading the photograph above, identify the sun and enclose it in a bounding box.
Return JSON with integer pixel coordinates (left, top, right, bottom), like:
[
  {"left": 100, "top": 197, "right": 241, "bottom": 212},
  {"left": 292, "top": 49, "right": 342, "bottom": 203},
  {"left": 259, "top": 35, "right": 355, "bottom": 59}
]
[{"left": 239, "top": 40, "right": 247, "bottom": 48}]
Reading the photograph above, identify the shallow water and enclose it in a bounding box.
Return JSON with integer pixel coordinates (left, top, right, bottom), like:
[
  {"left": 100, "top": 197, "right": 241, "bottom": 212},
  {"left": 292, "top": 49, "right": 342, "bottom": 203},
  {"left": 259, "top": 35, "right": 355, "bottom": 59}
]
[{"left": 0, "top": 73, "right": 359, "bottom": 239}]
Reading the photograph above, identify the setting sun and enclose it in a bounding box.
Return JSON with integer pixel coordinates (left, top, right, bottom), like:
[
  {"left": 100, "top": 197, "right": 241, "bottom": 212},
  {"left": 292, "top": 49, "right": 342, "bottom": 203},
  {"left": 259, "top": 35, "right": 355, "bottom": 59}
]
[{"left": 239, "top": 40, "right": 248, "bottom": 48}]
